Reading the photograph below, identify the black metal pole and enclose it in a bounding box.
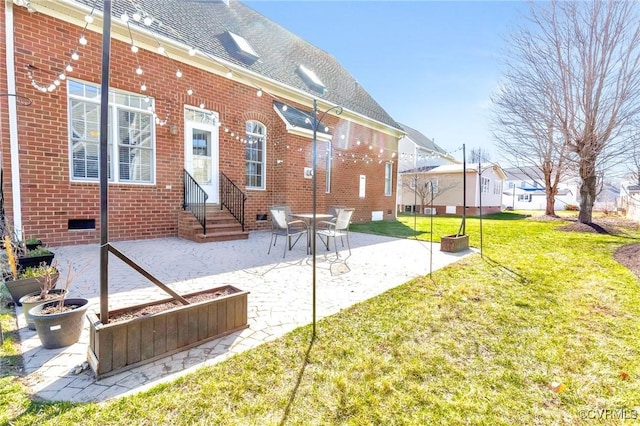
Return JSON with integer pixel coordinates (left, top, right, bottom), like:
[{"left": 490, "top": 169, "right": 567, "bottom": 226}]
[
  {"left": 479, "top": 160, "right": 483, "bottom": 259},
  {"left": 429, "top": 181, "right": 433, "bottom": 278},
  {"left": 312, "top": 99, "right": 317, "bottom": 340},
  {"left": 462, "top": 144, "right": 466, "bottom": 235},
  {"left": 99, "top": 0, "right": 111, "bottom": 324}
]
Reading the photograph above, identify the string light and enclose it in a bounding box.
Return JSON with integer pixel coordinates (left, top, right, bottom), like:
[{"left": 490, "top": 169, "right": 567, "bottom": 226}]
[{"left": 22, "top": 1, "right": 399, "bottom": 164}]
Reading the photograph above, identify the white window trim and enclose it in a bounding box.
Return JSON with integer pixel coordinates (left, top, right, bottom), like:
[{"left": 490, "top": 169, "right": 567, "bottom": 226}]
[
  {"left": 67, "top": 79, "right": 156, "bottom": 185},
  {"left": 245, "top": 120, "right": 266, "bottom": 190},
  {"left": 384, "top": 162, "right": 393, "bottom": 196}
]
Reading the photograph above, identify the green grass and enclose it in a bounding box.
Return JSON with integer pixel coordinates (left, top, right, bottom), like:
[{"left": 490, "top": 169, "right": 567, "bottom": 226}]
[{"left": 3, "top": 213, "right": 640, "bottom": 425}]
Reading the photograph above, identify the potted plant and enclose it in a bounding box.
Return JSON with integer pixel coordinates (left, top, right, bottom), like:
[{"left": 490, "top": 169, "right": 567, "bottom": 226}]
[
  {"left": 25, "top": 236, "right": 43, "bottom": 251},
  {"left": 18, "top": 263, "right": 64, "bottom": 330},
  {"left": 17, "top": 247, "right": 55, "bottom": 271},
  {"left": 29, "top": 262, "right": 89, "bottom": 349},
  {"left": 2, "top": 236, "right": 59, "bottom": 305}
]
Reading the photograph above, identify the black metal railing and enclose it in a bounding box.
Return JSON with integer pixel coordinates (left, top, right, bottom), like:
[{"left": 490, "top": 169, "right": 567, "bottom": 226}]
[
  {"left": 183, "top": 169, "right": 208, "bottom": 235},
  {"left": 220, "top": 172, "right": 247, "bottom": 231}
]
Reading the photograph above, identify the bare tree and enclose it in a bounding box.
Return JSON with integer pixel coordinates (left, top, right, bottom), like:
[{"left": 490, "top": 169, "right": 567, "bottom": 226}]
[
  {"left": 494, "top": 0, "right": 640, "bottom": 223},
  {"left": 401, "top": 174, "right": 457, "bottom": 213},
  {"left": 469, "top": 148, "right": 491, "bottom": 164}
]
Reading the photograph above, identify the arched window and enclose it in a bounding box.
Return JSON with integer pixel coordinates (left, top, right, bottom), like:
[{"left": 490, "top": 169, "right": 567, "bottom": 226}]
[{"left": 245, "top": 121, "right": 266, "bottom": 189}]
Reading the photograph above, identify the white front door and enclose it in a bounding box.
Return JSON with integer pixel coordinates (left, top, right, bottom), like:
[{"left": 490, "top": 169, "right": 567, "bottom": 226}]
[{"left": 184, "top": 108, "right": 219, "bottom": 203}]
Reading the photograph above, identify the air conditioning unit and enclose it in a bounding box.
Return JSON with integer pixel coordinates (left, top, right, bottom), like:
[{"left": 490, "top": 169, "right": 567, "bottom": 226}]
[{"left": 424, "top": 207, "right": 437, "bottom": 215}]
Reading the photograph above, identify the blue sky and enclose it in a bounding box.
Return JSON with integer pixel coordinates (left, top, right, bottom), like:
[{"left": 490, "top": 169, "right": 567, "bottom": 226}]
[{"left": 244, "top": 0, "right": 530, "bottom": 162}]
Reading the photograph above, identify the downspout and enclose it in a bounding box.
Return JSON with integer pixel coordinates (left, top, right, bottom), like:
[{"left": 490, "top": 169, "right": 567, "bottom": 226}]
[{"left": 4, "top": 0, "right": 23, "bottom": 239}]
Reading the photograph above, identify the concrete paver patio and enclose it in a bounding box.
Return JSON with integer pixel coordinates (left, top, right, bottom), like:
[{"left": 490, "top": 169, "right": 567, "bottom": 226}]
[{"left": 14, "top": 230, "right": 473, "bottom": 403}]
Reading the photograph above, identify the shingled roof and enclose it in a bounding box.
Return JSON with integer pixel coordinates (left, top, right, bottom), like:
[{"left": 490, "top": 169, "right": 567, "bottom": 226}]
[
  {"left": 398, "top": 123, "right": 448, "bottom": 155},
  {"left": 73, "top": 0, "right": 400, "bottom": 130}
]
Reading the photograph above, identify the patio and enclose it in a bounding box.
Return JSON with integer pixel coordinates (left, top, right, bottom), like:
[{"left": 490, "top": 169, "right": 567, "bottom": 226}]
[{"left": 14, "top": 230, "right": 472, "bottom": 402}]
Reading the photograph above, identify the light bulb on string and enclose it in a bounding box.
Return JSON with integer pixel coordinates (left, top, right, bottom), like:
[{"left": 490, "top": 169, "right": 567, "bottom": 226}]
[
  {"left": 157, "top": 45, "right": 165, "bottom": 54},
  {"left": 71, "top": 51, "right": 79, "bottom": 61},
  {"left": 84, "top": 15, "right": 94, "bottom": 24},
  {"left": 65, "top": 63, "right": 73, "bottom": 72},
  {"left": 282, "top": 105, "right": 288, "bottom": 112},
  {"left": 226, "top": 70, "right": 233, "bottom": 78},
  {"left": 131, "top": 44, "right": 138, "bottom": 53},
  {"left": 187, "top": 88, "right": 193, "bottom": 96},
  {"left": 143, "top": 16, "right": 153, "bottom": 26},
  {"left": 199, "top": 102, "right": 205, "bottom": 109},
  {"left": 54, "top": 79, "right": 60, "bottom": 86},
  {"left": 141, "top": 83, "right": 147, "bottom": 91},
  {"left": 256, "top": 89, "right": 262, "bottom": 97},
  {"left": 136, "top": 66, "right": 143, "bottom": 75},
  {"left": 79, "top": 35, "right": 88, "bottom": 45},
  {"left": 47, "top": 84, "right": 56, "bottom": 92},
  {"left": 132, "top": 12, "right": 141, "bottom": 21},
  {"left": 58, "top": 73, "right": 66, "bottom": 81},
  {"left": 188, "top": 47, "right": 197, "bottom": 56},
  {"left": 176, "top": 69, "right": 182, "bottom": 78},
  {"left": 121, "top": 12, "right": 129, "bottom": 22}
]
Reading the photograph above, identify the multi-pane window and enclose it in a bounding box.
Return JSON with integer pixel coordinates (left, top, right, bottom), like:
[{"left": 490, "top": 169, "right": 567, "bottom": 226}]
[
  {"left": 68, "top": 80, "right": 154, "bottom": 183},
  {"left": 428, "top": 178, "right": 439, "bottom": 194},
  {"left": 245, "top": 121, "right": 266, "bottom": 189},
  {"left": 493, "top": 181, "right": 502, "bottom": 195},
  {"left": 384, "top": 162, "right": 393, "bottom": 196},
  {"left": 518, "top": 194, "right": 532, "bottom": 202},
  {"left": 481, "top": 177, "right": 490, "bottom": 193}
]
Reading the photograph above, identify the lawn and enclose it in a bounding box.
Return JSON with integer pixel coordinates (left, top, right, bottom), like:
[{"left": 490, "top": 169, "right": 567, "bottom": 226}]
[{"left": 2, "top": 212, "right": 640, "bottom": 425}]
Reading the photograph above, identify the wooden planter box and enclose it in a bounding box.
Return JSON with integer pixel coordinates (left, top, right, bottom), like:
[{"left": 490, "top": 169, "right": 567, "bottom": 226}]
[
  {"left": 440, "top": 234, "right": 469, "bottom": 253},
  {"left": 87, "top": 285, "right": 249, "bottom": 379}
]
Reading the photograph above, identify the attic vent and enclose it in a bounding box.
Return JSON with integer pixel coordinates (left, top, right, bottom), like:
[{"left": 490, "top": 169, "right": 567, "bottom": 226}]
[
  {"left": 226, "top": 30, "right": 259, "bottom": 63},
  {"left": 296, "top": 64, "right": 326, "bottom": 94}
]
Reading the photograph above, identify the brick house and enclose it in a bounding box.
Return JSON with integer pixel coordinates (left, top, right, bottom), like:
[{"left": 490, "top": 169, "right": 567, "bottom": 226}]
[{"left": 0, "top": 0, "right": 403, "bottom": 246}]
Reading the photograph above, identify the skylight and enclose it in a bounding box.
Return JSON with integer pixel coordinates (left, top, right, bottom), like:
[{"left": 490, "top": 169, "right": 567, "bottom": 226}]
[
  {"left": 297, "top": 64, "right": 326, "bottom": 93},
  {"left": 226, "top": 31, "right": 259, "bottom": 62}
]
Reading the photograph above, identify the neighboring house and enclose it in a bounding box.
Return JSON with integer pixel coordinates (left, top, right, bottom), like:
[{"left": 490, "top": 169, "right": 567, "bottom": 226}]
[
  {"left": 619, "top": 183, "right": 640, "bottom": 221},
  {"left": 397, "top": 123, "right": 457, "bottom": 172},
  {"left": 0, "top": 0, "right": 404, "bottom": 246},
  {"left": 398, "top": 163, "right": 506, "bottom": 215},
  {"left": 396, "top": 123, "right": 458, "bottom": 213},
  {"left": 501, "top": 167, "right": 577, "bottom": 211}
]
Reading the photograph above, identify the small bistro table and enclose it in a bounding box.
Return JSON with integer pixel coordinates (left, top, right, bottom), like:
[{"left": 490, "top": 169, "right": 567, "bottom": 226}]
[{"left": 290, "top": 213, "right": 334, "bottom": 254}]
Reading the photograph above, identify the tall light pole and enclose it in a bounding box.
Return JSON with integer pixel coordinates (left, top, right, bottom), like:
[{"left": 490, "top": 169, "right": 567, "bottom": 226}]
[{"left": 311, "top": 99, "right": 342, "bottom": 340}]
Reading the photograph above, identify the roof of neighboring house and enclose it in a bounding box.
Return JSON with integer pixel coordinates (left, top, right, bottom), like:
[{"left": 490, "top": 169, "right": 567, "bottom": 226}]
[
  {"left": 425, "top": 163, "right": 507, "bottom": 179},
  {"left": 398, "top": 123, "right": 449, "bottom": 155},
  {"left": 399, "top": 165, "right": 439, "bottom": 174},
  {"left": 73, "top": 0, "right": 400, "bottom": 130},
  {"left": 502, "top": 166, "right": 544, "bottom": 182}
]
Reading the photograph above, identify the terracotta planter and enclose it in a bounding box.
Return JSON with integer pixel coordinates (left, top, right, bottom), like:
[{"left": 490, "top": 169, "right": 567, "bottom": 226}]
[
  {"left": 440, "top": 234, "right": 469, "bottom": 253},
  {"left": 87, "top": 285, "right": 249, "bottom": 379},
  {"left": 3, "top": 271, "right": 60, "bottom": 305},
  {"left": 30, "top": 298, "right": 89, "bottom": 349},
  {"left": 19, "top": 289, "right": 66, "bottom": 330}
]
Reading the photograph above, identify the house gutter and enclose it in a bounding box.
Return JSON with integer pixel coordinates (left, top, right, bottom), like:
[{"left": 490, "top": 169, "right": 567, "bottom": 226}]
[{"left": 4, "top": 0, "right": 23, "bottom": 239}]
